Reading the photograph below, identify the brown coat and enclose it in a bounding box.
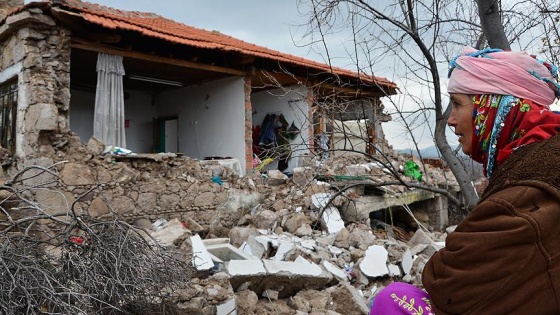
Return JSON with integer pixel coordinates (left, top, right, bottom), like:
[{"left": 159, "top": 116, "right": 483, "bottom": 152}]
[{"left": 423, "top": 133, "right": 560, "bottom": 314}]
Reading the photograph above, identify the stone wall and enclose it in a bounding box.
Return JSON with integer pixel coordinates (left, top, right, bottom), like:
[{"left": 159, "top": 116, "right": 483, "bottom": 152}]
[
  {"left": 0, "top": 7, "right": 71, "bottom": 160},
  {"left": 19, "top": 134, "right": 263, "bottom": 237}
]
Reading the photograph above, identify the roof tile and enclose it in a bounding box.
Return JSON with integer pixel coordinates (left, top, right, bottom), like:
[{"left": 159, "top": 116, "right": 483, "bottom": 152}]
[{"left": 32, "top": 0, "right": 397, "bottom": 90}]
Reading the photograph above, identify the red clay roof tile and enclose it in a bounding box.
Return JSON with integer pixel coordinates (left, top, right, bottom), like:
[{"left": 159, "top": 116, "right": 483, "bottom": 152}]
[{"left": 22, "top": 0, "right": 397, "bottom": 91}]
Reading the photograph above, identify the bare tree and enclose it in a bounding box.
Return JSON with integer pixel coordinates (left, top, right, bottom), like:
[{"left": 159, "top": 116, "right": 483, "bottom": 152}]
[
  {"left": 0, "top": 164, "right": 192, "bottom": 314},
  {"left": 294, "top": 0, "right": 560, "bottom": 211}
]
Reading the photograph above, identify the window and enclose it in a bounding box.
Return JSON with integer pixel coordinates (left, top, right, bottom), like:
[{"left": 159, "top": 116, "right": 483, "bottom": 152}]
[{"left": 0, "top": 79, "right": 17, "bottom": 153}]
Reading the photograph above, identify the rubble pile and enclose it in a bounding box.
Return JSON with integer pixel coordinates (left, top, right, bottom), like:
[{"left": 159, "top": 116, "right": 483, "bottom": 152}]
[{"left": 3, "top": 132, "right": 459, "bottom": 314}]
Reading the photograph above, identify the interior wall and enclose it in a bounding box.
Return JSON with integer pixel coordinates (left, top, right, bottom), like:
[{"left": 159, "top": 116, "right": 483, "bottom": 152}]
[
  {"left": 331, "top": 119, "right": 369, "bottom": 157},
  {"left": 251, "top": 86, "right": 310, "bottom": 172},
  {"left": 69, "top": 89, "right": 153, "bottom": 152},
  {"left": 158, "top": 76, "right": 246, "bottom": 170}
]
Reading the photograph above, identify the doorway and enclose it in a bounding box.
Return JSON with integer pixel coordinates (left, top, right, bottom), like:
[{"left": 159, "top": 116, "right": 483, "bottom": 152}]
[{"left": 154, "top": 116, "right": 178, "bottom": 153}]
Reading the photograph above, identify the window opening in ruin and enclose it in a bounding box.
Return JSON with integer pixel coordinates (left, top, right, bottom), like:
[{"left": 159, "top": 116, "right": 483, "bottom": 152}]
[{"left": 0, "top": 79, "right": 17, "bottom": 153}]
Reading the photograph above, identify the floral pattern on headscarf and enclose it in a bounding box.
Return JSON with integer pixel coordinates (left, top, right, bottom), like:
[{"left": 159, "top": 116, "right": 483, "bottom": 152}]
[{"left": 470, "top": 94, "right": 560, "bottom": 177}]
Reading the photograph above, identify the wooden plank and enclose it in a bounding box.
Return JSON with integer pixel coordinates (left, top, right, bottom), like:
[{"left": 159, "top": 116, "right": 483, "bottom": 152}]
[{"left": 71, "top": 39, "right": 247, "bottom": 76}]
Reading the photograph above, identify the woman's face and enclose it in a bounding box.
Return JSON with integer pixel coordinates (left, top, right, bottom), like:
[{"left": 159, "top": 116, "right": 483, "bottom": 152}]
[{"left": 448, "top": 93, "right": 475, "bottom": 156}]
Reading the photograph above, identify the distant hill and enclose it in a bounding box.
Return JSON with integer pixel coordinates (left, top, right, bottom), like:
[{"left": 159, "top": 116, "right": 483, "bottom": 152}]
[{"left": 396, "top": 145, "right": 440, "bottom": 158}]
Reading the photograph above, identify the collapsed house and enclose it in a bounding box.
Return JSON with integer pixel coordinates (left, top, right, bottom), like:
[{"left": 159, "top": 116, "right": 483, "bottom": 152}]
[{"left": 0, "top": 1, "right": 463, "bottom": 314}]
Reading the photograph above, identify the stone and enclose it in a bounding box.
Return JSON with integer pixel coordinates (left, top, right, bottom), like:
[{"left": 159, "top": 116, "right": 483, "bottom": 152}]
[
  {"left": 294, "top": 223, "right": 313, "bottom": 237},
  {"left": 26, "top": 103, "right": 58, "bottom": 131},
  {"left": 235, "top": 290, "right": 258, "bottom": 314},
  {"left": 291, "top": 167, "right": 314, "bottom": 188},
  {"left": 150, "top": 218, "right": 190, "bottom": 246},
  {"left": 87, "top": 197, "right": 110, "bottom": 217},
  {"left": 136, "top": 192, "right": 157, "bottom": 211},
  {"left": 86, "top": 136, "right": 105, "bottom": 154},
  {"left": 253, "top": 209, "right": 277, "bottom": 229},
  {"left": 35, "top": 189, "right": 77, "bottom": 215},
  {"left": 359, "top": 245, "right": 389, "bottom": 278},
  {"left": 109, "top": 195, "right": 135, "bottom": 214},
  {"left": 348, "top": 227, "right": 377, "bottom": 250},
  {"left": 60, "top": 162, "right": 96, "bottom": 185},
  {"left": 194, "top": 191, "right": 215, "bottom": 207},
  {"left": 329, "top": 282, "right": 369, "bottom": 315},
  {"left": 333, "top": 227, "right": 350, "bottom": 249},
  {"left": 133, "top": 218, "right": 152, "bottom": 230},
  {"left": 184, "top": 217, "right": 206, "bottom": 235},
  {"left": 267, "top": 170, "right": 288, "bottom": 185},
  {"left": 228, "top": 226, "right": 260, "bottom": 247},
  {"left": 283, "top": 213, "right": 312, "bottom": 234},
  {"left": 216, "top": 298, "right": 236, "bottom": 315}
]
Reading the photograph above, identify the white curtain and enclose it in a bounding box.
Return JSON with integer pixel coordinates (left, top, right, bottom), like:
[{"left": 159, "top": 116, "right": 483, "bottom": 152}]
[{"left": 93, "top": 52, "right": 126, "bottom": 148}]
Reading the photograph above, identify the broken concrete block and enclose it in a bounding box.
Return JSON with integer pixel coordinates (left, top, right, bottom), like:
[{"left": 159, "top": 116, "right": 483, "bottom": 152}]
[
  {"left": 191, "top": 234, "right": 215, "bottom": 271},
  {"left": 401, "top": 249, "right": 413, "bottom": 275},
  {"left": 360, "top": 245, "right": 389, "bottom": 278},
  {"left": 321, "top": 206, "right": 345, "bottom": 234},
  {"left": 150, "top": 218, "right": 190, "bottom": 246},
  {"left": 323, "top": 260, "right": 348, "bottom": 282},
  {"left": 216, "top": 298, "right": 236, "bottom": 315},
  {"left": 345, "top": 164, "right": 370, "bottom": 176},
  {"left": 263, "top": 259, "right": 323, "bottom": 277},
  {"left": 271, "top": 242, "right": 294, "bottom": 261},
  {"left": 311, "top": 192, "right": 331, "bottom": 210},
  {"left": 205, "top": 243, "right": 256, "bottom": 263},
  {"left": 226, "top": 259, "right": 267, "bottom": 276},
  {"left": 388, "top": 264, "right": 401, "bottom": 277}
]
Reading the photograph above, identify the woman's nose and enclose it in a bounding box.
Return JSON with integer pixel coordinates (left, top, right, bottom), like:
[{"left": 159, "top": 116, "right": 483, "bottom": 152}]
[{"left": 447, "top": 111, "right": 457, "bottom": 127}]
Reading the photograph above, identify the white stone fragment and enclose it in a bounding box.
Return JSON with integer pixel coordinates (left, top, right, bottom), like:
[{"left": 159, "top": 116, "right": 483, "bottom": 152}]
[
  {"left": 216, "top": 298, "right": 237, "bottom": 315},
  {"left": 388, "top": 264, "right": 401, "bottom": 277},
  {"left": 150, "top": 218, "right": 187, "bottom": 246},
  {"left": 263, "top": 259, "right": 323, "bottom": 277},
  {"left": 401, "top": 249, "right": 413, "bottom": 275},
  {"left": 360, "top": 245, "right": 389, "bottom": 278},
  {"left": 323, "top": 260, "right": 348, "bottom": 282},
  {"left": 190, "top": 234, "right": 215, "bottom": 271},
  {"left": 299, "top": 239, "right": 316, "bottom": 251},
  {"left": 272, "top": 242, "right": 294, "bottom": 261},
  {"left": 321, "top": 206, "right": 345, "bottom": 234},
  {"left": 328, "top": 246, "right": 343, "bottom": 256},
  {"left": 225, "top": 259, "right": 266, "bottom": 276},
  {"left": 311, "top": 193, "right": 331, "bottom": 210}
]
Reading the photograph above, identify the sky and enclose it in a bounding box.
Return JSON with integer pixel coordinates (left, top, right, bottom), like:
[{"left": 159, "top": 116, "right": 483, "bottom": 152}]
[{"left": 25, "top": 0, "right": 452, "bottom": 151}]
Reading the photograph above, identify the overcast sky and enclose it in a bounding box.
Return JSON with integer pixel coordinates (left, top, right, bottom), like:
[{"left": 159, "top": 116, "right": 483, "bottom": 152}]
[{"left": 26, "top": 0, "right": 450, "bottom": 151}]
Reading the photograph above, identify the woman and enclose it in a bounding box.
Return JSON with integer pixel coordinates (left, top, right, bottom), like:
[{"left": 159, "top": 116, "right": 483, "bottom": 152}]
[{"left": 370, "top": 47, "right": 560, "bottom": 314}]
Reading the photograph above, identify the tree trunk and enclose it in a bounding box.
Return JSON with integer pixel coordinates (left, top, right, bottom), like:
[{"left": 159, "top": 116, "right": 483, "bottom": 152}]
[{"left": 476, "top": 0, "right": 511, "bottom": 50}]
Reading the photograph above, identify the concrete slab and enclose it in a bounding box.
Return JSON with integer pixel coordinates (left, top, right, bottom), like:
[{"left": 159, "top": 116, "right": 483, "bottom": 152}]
[
  {"left": 321, "top": 206, "right": 345, "bottom": 234},
  {"left": 191, "top": 234, "right": 215, "bottom": 271}
]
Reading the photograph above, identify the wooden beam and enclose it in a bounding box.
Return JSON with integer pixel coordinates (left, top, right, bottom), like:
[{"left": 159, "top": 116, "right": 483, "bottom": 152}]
[{"left": 72, "top": 39, "right": 246, "bottom": 76}]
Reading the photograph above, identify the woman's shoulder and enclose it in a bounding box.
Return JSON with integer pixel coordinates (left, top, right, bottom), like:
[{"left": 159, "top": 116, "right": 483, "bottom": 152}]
[{"left": 481, "top": 134, "right": 560, "bottom": 199}]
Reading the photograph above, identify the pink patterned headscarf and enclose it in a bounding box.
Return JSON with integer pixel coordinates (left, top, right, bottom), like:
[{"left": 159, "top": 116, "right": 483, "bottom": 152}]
[{"left": 448, "top": 47, "right": 559, "bottom": 106}]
